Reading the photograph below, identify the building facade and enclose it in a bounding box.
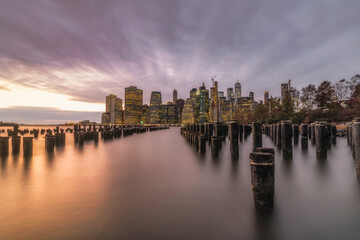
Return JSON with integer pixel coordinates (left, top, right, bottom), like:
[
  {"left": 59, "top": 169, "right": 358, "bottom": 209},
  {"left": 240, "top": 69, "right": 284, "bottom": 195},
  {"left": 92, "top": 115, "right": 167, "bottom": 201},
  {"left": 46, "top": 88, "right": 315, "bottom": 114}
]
[
  {"left": 125, "top": 86, "right": 143, "bottom": 124},
  {"left": 149, "top": 91, "right": 162, "bottom": 124}
]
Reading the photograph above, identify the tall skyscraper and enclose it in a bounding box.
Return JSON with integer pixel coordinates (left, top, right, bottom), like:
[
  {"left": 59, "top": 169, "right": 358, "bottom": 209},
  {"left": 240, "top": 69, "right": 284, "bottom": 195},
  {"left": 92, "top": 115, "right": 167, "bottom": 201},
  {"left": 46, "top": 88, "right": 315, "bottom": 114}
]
[
  {"left": 125, "top": 86, "right": 143, "bottom": 124},
  {"left": 264, "top": 91, "right": 269, "bottom": 104},
  {"left": 249, "top": 92, "right": 254, "bottom": 101},
  {"left": 173, "top": 89, "right": 178, "bottom": 103},
  {"left": 197, "top": 82, "right": 209, "bottom": 123},
  {"left": 150, "top": 91, "right": 162, "bottom": 124},
  {"left": 103, "top": 94, "right": 123, "bottom": 124},
  {"left": 227, "top": 87, "right": 234, "bottom": 100},
  {"left": 235, "top": 81, "right": 241, "bottom": 100}
]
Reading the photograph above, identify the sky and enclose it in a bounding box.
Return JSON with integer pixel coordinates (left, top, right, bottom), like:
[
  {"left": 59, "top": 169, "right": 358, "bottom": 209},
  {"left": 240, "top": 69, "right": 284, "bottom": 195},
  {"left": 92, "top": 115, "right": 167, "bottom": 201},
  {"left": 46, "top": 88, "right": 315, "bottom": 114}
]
[{"left": 0, "top": 0, "right": 359, "bottom": 123}]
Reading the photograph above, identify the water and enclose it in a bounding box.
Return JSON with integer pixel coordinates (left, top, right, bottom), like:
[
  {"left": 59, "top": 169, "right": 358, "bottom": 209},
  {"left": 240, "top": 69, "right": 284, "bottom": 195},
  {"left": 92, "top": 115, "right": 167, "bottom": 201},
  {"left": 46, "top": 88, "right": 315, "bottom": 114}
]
[{"left": 0, "top": 127, "right": 359, "bottom": 240}]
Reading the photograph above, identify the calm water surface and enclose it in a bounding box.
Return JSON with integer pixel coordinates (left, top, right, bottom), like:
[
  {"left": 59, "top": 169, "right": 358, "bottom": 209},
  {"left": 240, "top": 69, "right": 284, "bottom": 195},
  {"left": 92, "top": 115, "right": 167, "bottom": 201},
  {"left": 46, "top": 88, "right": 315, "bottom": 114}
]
[{"left": 0, "top": 127, "right": 359, "bottom": 240}]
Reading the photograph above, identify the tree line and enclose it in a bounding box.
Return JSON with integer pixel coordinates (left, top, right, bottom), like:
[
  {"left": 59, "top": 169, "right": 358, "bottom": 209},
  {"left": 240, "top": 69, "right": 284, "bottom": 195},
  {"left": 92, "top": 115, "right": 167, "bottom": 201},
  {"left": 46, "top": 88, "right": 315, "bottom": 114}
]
[{"left": 252, "top": 74, "right": 360, "bottom": 124}]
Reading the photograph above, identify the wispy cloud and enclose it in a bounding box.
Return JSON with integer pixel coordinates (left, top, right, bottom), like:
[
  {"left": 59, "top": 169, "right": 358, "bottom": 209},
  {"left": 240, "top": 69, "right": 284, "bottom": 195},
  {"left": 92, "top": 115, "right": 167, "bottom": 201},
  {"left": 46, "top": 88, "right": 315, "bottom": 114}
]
[{"left": 0, "top": 0, "right": 359, "bottom": 107}]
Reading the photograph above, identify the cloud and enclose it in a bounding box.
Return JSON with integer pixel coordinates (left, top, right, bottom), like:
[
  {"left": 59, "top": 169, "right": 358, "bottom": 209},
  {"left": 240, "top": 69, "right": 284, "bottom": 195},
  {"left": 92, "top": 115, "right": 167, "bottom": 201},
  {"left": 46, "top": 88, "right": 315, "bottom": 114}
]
[{"left": 0, "top": 0, "right": 359, "bottom": 106}]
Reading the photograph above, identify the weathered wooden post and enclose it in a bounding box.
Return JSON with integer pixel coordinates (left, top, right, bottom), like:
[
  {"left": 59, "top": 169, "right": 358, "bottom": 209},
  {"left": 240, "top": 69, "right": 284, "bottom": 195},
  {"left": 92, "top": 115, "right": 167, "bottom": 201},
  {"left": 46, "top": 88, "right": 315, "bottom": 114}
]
[
  {"left": 276, "top": 122, "right": 281, "bottom": 148},
  {"left": 352, "top": 118, "right": 360, "bottom": 165},
  {"left": 250, "top": 151, "right": 275, "bottom": 212},
  {"left": 331, "top": 124, "right": 337, "bottom": 144},
  {"left": 315, "top": 123, "right": 327, "bottom": 159},
  {"left": 229, "top": 120, "right": 239, "bottom": 143},
  {"left": 198, "top": 134, "right": 206, "bottom": 155},
  {"left": 45, "top": 134, "right": 55, "bottom": 153},
  {"left": 0, "top": 137, "right": 9, "bottom": 156},
  {"left": 12, "top": 136, "right": 21, "bottom": 154},
  {"left": 252, "top": 122, "right": 262, "bottom": 152},
  {"left": 300, "top": 124, "right": 308, "bottom": 150},
  {"left": 78, "top": 133, "right": 85, "bottom": 146},
  {"left": 281, "top": 120, "right": 292, "bottom": 159},
  {"left": 292, "top": 124, "right": 299, "bottom": 145},
  {"left": 23, "top": 137, "right": 33, "bottom": 157},
  {"left": 55, "top": 133, "right": 61, "bottom": 147},
  {"left": 311, "top": 124, "right": 316, "bottom": 145}
]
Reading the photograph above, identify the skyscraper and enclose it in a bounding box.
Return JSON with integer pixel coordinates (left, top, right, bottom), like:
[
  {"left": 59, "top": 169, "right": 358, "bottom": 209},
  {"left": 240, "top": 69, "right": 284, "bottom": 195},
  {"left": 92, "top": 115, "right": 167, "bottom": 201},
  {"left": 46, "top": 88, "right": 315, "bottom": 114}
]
[
  {"left": 150, "top": 91, "right": 162, "bottom": 124},
  {"left": 197, "top": 82, "right": 209, "bottom": 123},
  {"left": 227, "top": 87, "right": 234, "bottom": 100},
  {"left": 264, "top": 91, "right": 269, "bottom": 104},
  {"left": 181, "top": 98, "right": 195, "bottom": 124},
  {"left": 218, "top": 91, "right": 225, "bottom": 98},
  {"left": 125, "top": 86, "right": 143, "bottom": 124},
  {"left": 235, "top": 81, "right": 241, "bottom": 100},
  {"left": 103, "top": 94, "right": 123, "bottom": 124},
  {"left": 249, "top": 92, "right": 254, "bottom": 101},
  {"left": 173, "top": 89, "right": 178, "bottom": 103}
]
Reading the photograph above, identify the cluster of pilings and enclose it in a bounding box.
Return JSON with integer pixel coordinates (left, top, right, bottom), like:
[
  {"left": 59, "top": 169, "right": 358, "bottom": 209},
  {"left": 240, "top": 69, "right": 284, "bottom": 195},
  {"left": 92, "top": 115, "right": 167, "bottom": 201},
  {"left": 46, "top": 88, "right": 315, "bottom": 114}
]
[
  {"left": 266, "top": 120, "right": 338, "bottom": 160},
  {"left": 0, "top": 124, "right": 34, "bottom": 157},
  {"left": 180, "top": 121, "right": 252, "bottom": 157},
  {"left": 1, "top": 124, "right": 170, "bottom": 155},
  {"left": 347, "top": 118, "right": 360, "bottom": 175}
]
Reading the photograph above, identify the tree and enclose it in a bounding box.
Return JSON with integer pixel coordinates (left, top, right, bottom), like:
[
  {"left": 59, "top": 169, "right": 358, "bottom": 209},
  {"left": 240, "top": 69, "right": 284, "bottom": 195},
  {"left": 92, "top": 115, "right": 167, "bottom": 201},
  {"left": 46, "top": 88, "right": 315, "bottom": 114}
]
[
  {"left": 300, "top": 84, "right": 316, "bottom": 111},
  {"left": 314, "top": 81, "right": 335, "bottom": 111}
]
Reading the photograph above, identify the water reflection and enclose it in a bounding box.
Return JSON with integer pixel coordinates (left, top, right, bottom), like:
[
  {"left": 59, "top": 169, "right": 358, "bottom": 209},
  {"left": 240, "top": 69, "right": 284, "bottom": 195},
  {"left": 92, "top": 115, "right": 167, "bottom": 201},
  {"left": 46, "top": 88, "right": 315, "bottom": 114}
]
[
  {"left": 0, "top": 127, "right": 359, "bottom": 240},
  {"left": 253, "top": 211, "right": 275, "bottom": 240}
]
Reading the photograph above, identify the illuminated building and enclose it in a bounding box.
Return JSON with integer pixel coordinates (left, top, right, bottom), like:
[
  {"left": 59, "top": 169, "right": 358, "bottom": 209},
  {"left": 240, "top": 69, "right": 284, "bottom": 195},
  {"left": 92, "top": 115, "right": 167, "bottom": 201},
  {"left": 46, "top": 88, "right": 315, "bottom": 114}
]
[
  {"left": 249, "top": 92, "right": 254, "bottom": 101},
  {"left": 195, "top": 82, "right": 210, "bottom": 123},
  {"left": 235, "top": 81, "right": 241, "bottom": 100},
  {"left": 236, "top": 97, "right": 256, "bottom": 124},
  {"left": 175, "top": 98, "right": 185, "bottom": 116},
  {"left": 125, "top": 86, "right": 143, "bottom": 124},
  {"left": 227, "top": 87, "right": 234, "bottom": 100},
  {"left": 140, "top": 104, "right": 150, "bottom": 124},
  {"left": 219, "top": 97, "right": 231, "bottom": 122},
  {"left": 218, "top": 91, "right": 224, "bottom": 98},
  {"left": 161, "top": 103, "right": 179, "bottom": 124},
  {"left": 149, "top": 91, "right": 162, "bottom": 124},
  {"left": 181, "top": 98, "right": 195, "bottom": 124},
  {"left": 103, "top": 94, "right": 123, "bottom": 124}
]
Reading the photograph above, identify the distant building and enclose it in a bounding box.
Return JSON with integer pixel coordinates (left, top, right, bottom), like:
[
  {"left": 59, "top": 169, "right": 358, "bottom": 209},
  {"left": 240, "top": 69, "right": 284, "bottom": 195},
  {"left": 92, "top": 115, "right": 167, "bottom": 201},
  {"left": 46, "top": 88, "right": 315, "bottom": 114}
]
[
  {"left": 140, "top": 104, "right": 150, "bottom": 124},
  {"left": 102, "top": 94, "right": 123, "bottom": 124},
  {"left": 161, "top": 103, "right": 179, "bottom": 124},
  {"left": 149, "top": 91, "right": 162, "bottom": 124},
  {"left": 173, "top": 89, "right": 178, "bottom": 103},
  {"left": 237, "top": 97, "right": 256, "bottom": 124},
  {"left": 218, "top": 91, "right": 225, "bottom": 98},
  {"left": 227, "top": 87, "right": 234, "bottom": 100},
  {"left": 281, "top": 80, "right": 292, "bottom": 100},
  {"left": 264, "top": 91, "right": 269, "bottom": 104},
  {"left": 249, "top": 92, "right": 254, "bottom": 101},
  {"left": 175, "top": 98, "right": 185, "bottom": 116},
  {"left": 181, "top": 98, "right": 195, "bottom": 124},
  {"left": 125, "top": 86, "right": 143, "bottom": 124},
  {"left": 235, "top": 81, "right": 241, "bottom": 100},
  {"left": 197, "top": 82, "right": 210, "bottom": 123}
]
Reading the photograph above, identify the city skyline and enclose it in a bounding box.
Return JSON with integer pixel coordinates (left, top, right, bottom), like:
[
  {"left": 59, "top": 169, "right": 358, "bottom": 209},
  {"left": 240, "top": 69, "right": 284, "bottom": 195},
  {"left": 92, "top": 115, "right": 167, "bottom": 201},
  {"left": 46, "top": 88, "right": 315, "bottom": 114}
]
[{"left": 0, "top": 0, "right": 359, "bottom": 123}]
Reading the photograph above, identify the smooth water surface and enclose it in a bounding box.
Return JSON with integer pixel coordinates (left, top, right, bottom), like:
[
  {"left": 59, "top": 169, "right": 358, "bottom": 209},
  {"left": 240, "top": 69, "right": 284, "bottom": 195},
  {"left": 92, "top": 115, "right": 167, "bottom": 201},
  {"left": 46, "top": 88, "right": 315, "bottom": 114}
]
[{"left": 0, "top": 127, "right": 359, "bottom": 240}]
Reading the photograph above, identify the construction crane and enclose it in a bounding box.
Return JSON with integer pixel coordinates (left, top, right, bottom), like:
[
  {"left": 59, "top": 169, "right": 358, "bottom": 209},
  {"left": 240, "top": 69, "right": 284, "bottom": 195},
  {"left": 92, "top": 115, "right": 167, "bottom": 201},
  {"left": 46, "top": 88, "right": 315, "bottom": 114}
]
[{"left": 211, "top": 74, "right": 217, "bottom": 85}]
